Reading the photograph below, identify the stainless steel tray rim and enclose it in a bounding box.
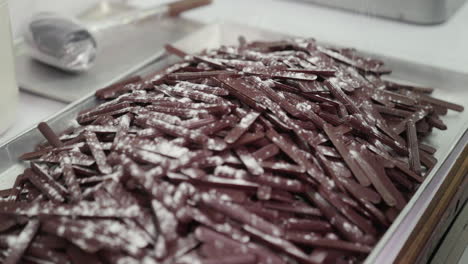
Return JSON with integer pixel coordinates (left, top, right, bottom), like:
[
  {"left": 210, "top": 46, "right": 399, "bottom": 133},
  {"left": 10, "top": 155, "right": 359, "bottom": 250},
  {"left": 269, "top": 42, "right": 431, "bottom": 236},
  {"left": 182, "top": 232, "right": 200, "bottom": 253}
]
[
  {"left": 365, "top": 128, "right": 467, "bottom": 263},
  {"left": 0, "top": 90, "right": 96, "bottom": 149}
]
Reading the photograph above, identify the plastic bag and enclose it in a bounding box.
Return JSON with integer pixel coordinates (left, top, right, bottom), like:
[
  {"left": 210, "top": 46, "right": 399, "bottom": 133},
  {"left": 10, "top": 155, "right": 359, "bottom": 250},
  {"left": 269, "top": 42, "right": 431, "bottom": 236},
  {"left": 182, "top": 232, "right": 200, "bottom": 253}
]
[{"left": 24, "top": 12, "right": 97, "bottom": 72}]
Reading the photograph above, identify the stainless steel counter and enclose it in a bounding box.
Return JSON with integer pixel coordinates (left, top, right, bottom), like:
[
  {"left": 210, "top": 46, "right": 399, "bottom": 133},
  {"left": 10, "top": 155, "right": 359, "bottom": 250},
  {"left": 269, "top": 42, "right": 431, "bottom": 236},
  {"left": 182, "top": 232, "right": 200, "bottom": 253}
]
[{"left": 299, "top": 0, "right": 467, "bottom": 24}]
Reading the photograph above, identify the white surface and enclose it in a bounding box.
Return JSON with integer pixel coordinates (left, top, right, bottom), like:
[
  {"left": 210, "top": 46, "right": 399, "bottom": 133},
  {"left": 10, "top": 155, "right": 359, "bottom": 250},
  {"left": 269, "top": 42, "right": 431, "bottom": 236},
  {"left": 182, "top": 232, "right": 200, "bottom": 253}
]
[{"left": 0, "top": 1, "right": 19, "bottom": 135}]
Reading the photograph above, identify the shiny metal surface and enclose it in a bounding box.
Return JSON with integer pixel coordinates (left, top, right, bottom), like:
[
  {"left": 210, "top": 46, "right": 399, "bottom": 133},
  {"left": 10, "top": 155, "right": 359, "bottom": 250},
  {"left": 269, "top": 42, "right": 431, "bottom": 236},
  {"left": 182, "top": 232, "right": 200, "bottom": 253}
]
[
  {"left": 78, "top": 1, "right": 136, "bottom": 22},
  {"left": 1, "top": 22, "right": 468, "bottom": 263},
  {"left": 298, "top": 0, "right": 467, "bottom": 24}
]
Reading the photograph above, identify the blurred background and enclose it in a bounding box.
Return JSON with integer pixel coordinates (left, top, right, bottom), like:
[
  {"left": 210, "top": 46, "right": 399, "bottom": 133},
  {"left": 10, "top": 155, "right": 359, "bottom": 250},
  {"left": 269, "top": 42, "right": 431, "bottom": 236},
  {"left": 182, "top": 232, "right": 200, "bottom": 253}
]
[{"left": 7, "top": 0, "right": 468, "bottom": 74}]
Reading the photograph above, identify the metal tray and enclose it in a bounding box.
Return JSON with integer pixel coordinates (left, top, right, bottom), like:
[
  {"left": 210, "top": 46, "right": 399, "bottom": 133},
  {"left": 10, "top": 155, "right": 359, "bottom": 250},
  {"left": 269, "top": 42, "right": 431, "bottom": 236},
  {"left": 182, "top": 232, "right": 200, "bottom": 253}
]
[
  {"left": 297, "top": 0, "right": 467, "bottom": 24},
  {"left": 1, "top": 22, "right": 468, "bottom": 263}
]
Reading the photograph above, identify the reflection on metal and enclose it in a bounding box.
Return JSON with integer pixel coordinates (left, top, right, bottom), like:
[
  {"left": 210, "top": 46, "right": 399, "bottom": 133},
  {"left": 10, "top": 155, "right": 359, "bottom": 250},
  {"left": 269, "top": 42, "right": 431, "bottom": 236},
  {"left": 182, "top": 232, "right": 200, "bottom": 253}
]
[
  {"left": 297, "top": 0, "right": 467, "bottom": 24},
  {"left": 78, "top": 0, "right": 135, "bottom": 22}
]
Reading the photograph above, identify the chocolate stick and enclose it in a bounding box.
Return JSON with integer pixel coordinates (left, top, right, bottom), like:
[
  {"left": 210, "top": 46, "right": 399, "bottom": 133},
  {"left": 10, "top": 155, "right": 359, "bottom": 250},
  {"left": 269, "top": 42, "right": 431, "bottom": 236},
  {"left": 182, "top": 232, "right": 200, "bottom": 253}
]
[
  {"left": 3, "top": 219, "right": 40, "bottom": 264},
  {"left": 406, "top": 121, "right": 422, "bottom": 174},
  {"left": 38, "top": 122, "right": 63, "bottom": 148}
]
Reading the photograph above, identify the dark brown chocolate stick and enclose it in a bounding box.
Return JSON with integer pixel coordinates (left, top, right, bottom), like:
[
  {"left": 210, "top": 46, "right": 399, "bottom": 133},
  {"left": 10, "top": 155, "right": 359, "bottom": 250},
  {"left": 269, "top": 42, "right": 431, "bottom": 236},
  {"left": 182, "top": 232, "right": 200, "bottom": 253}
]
[
  {"left": 419, "top": 94, "right": 464, "bottom": 112},
  {"left": 224, "top": 110, "right": 260, "bottom": 144},
  {"left": 323, "top": 124, "right": 370, "bottom": 186},
  {"left": 0, "top": 200, "right": 139, "bottom": 218},
  {"left": 28, "top": 165, "right": 67, "bottom": 203},
  {"left": 38, "top": 122, "right": 63, "bottom": 148},
  {"left": 234, "top": 147, "right": 264, "bottom": 176},
  {"left": 3, "top": 219, "right": 40, "bottom": 264},
  {"left": 406, "top": 121, "right": 422, "bottom": 174},
  {"left": 6, "top": 36, "right": 463, "bottom": 263},
  {"left": 393, "top": 108, "right": 429, "bottom": 135},
  {"left": 285, "top": 231, "right": 371, "bottom": 253},
  {"left": 165, "top": 44, "right": 189, "bottom": 58},
  {"left": 60, "top": 154, "right": 83, "bottom": 202},
  {"left": 195, "top": 226, "right": 284, "bottom": 264},
  {"left": 167, "top": 70, "right": 240, "bottom": 81},
  {"left": 384, "top": 80, "right": 434, "bottom": 94},
  {"left": 83, "top": 131, "right": 112, "bottom": 174},
  {"left": 242, "top": 225, "right": 316, "bottom": 264}
]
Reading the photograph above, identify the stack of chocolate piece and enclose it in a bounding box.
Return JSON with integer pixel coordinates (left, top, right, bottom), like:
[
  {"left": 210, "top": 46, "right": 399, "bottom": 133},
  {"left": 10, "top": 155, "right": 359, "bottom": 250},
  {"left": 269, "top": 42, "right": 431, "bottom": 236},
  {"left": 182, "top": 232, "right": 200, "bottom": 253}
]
[{"left": 0, "top": 37, "right": 464, "bottom": 264}]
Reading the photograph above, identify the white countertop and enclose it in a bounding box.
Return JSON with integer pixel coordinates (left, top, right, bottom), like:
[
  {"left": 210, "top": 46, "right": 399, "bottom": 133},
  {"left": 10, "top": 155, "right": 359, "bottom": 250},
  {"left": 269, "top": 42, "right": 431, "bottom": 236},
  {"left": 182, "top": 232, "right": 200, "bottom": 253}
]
[{"left": 1, "top": 0, "right": 468, "bottom": 145}]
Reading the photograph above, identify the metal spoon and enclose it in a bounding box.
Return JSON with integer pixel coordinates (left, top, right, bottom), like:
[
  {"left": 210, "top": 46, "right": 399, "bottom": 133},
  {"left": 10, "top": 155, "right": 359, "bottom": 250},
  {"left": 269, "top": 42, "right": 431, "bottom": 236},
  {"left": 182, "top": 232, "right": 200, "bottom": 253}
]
[{"left": 24, "top": 0, "right": 211, "bottom": 73}]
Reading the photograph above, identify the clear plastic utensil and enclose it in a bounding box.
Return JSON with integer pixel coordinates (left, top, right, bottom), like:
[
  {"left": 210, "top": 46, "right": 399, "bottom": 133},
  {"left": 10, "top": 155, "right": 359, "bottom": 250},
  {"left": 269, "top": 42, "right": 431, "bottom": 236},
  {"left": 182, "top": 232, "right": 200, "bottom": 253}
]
[
  {"left": 24, "top": 0, "right": 212, "bottom": 73},
  {"left": 0, "top": 0, "right": 19, "bottom": 135}
]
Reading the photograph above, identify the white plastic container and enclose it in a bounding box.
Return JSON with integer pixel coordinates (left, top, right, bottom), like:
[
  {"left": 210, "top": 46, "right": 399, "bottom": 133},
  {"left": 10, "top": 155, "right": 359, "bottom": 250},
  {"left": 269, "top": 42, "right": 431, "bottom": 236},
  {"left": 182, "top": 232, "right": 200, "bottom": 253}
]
[{"left": 0, "top": 0, "right": 18, "bottom": 134}]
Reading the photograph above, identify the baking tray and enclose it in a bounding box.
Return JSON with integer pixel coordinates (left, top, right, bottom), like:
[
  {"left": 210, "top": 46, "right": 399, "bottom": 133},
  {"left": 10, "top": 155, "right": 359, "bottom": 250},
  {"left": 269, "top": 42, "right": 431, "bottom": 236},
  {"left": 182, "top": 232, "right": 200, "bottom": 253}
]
[
  {"left": 296, "top": 0, "right": 468, "bottom": 24},
  {"left": 1, "top": 22, "right": 468, "bottom": 263}
]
